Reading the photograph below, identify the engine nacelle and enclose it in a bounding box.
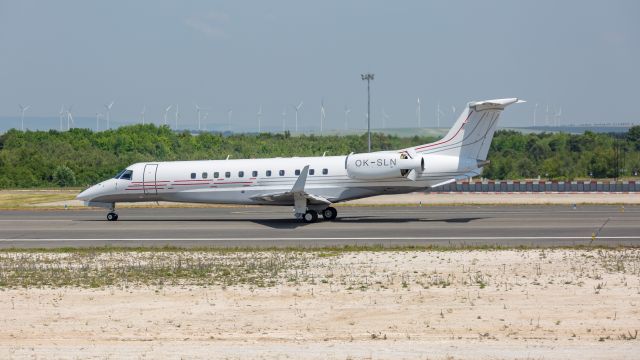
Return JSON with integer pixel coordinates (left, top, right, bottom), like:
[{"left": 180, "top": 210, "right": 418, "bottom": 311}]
[{"left": 346, "top": 152, "right": 424, "bottom": 180}]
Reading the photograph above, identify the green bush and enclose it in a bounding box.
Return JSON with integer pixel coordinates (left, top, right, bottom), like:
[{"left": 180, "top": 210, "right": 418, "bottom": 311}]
[{"left": 52, "top": 165, "right": 76, "bottom": 187}]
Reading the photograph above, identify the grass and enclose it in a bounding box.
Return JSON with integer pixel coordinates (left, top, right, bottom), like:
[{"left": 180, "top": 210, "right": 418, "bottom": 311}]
[
  {"left": 0, "top": 191, "right": 77, "bottom": 209},
  {"left": 0, "top": 250, "right": 309, "bottom": 288},
  {"left": 1, "top": 245, "right": 639, "bottom": 289}
]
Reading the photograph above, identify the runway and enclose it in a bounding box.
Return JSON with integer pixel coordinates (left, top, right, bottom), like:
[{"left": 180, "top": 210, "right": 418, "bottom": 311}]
[{"left": 0, "top": 205, "right": 639, "bottom": 248}]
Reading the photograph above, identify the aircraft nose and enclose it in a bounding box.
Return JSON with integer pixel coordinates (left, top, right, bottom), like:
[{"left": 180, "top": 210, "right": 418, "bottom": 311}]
[{"left": 76, "top": 185, "right": 98, "bottom": 201}]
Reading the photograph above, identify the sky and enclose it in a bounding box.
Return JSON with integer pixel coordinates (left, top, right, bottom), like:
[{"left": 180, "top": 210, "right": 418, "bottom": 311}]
[{"left": 0, "top": 0, "right": 639, "bottom": 132}]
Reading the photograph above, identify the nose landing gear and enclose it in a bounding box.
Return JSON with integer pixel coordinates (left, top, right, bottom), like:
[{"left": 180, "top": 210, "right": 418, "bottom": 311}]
[
  {"left": 107, "top": 212, "right": 119, "bottom": 221},
  {"left": 106, "top": 203, "right": 118, "bottom": 221}
]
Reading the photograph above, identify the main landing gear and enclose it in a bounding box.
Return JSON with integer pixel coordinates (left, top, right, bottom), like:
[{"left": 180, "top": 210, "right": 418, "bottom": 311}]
[
  {"left": 321, "top": 207, "right": 338, "bottom": 221},
  {"left": 299, "top": 206, "right": 338, "bottom": 223},
  {"left": 302, "top": 210, "right": 318, "bottom": 223}
]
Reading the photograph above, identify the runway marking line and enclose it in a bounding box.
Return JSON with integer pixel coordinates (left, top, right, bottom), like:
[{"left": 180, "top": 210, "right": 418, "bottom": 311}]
[{"left": 2, "top": 236, "right": 640, "bottom": 242}]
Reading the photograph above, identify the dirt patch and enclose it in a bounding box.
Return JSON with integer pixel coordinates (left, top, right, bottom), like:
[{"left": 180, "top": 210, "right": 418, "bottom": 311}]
[{"left": 1, "top": 249, "right": 639, "bottom": 358}]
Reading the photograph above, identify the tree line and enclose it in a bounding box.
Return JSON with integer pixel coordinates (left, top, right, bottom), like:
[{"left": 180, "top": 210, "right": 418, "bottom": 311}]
[{"left": 0, "top": 124, "right": 638, "bottom": 188}]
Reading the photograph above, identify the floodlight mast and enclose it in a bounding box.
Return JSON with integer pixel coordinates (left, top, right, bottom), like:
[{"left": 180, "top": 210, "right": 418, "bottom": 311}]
[{"left": 361, "top": 73, "right": 374, "bottom": 152}]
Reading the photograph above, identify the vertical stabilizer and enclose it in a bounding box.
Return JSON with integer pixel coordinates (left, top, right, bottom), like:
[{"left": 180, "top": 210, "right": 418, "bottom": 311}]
[{"left": 411, "top": 98, "right": 523, "bottom": 161}]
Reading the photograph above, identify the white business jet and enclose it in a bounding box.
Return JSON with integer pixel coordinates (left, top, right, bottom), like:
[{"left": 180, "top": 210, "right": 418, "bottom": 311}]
[{"left": 77, "top": 98, "right": 523, "bottom": 222}]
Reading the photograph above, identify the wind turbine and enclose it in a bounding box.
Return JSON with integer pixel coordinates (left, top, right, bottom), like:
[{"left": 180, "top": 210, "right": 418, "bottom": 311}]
[
  {"left": 104, "top": 101, "right": 114, "bottom": 129},
  {"left": 140, "top": 105, "right": 146, "bottom": 125},
  {"left": 195, "top": 103, "right": 208, "bottom": 131},
  {"left": 292, "top": 101, "right": 303, "bottom": 133},
  {"left": 227, "top": 109, "right": 233, "bottom": 132},
  {"left": 257, "top": 104, "right": 263, "bottom": 133},
  {"left": 96, "top": 112, "right": 103, "bottom": 131},
  {"left": 416, "top": 98, "right": 421, "bottom": 128},
  {"left": 554, "top": 106, "right": 562, "bottom": 127},
  {"left": 66, "top": 106, "right": 74, "bottom": 130},
  {"left": 58, "top": 106, "right": 65, "bottom": 131},
  {"left": 201, "top": 111, "right": 209, "bottom": 131},
  {"left": 344, "top": 106, "right": 351, "bottom": 131},
  {"left": 320, "top": 100, "right": 326, "bottom": 134},
  {"left": 281, "top": 107, "right": 287, "bottom": 132},
  {"left": 545, "top": 104, "right": 550, "bottom": 126},
  {"left": 533, "top": 103, "right": 538, "bottom": 127},
  {"left": 382, "top": 108, "right": 390, "bottom": 129},
  {"left": 18, "top": 104, "right": 30, "bottom": 131},
  {"left": 163, "top": 105, "right": 173, "bottom": 126},
  {"left": 174, "top": 104, "right": 180, "bottom": 130},
  {"left": 436, "top": 101, "right": 445, "bottom": 128}
]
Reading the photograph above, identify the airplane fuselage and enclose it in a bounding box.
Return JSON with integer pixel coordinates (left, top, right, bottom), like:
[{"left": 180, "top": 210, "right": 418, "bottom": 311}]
[{"left": 80, "top": 154, "right": 467, "bottom": 206}]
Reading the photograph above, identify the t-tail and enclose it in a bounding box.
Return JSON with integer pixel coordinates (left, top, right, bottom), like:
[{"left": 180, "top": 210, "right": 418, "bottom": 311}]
[{"left": 410, "top": 98, "right": 524, "bottom": 175}]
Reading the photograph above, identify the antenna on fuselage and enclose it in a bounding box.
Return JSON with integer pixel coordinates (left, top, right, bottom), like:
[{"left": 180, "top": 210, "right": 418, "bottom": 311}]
[{"left": 226, "top": 155, "right": 231, "bottom": 160}]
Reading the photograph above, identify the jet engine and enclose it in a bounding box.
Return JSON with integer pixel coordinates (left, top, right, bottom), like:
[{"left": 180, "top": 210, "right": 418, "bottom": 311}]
[{"left": 346, "top": 151, "right": 424, "bottom": 180}]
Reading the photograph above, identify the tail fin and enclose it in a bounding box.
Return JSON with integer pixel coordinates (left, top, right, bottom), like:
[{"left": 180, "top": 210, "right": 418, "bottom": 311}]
[{"left": 412, "top": 98, "right": 524, "bottom": 161}]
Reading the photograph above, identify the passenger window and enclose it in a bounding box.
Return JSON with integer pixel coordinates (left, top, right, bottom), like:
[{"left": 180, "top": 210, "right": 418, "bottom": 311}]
[
  {"left": 252, "top": 170, "right": 258, "bottom": 177},
  {"left": 309, "top": 169, "right": 315, "bottom": 175},
  {"left": 295, "top": 169, "right": 300, "bottom": 176},
  {"left": 279, "top": 170, "right": 285, "bottom": 176},
  {"left": 202, "top": 172, "right": 208, "bottom": 179},
  {"left": 322, "top": 168, "right": 328, "bottom": 175},
  {"left": 266, "top": 170, "right": 272, "bottom": 177},
  {"left": 190, "top": 172, "right": 196, "bottom": 179},
  {"left": 214, "top": 172, "right": 219, "bottom": 178},
  {"left": 238, "top": 171, "right": 244, "bottom": 178},
  {"left": 120, "top": 170, "right": 133, "bottom": 180},
  {"left": 225, "top": 172, "right": 231, "bottom": 178}
]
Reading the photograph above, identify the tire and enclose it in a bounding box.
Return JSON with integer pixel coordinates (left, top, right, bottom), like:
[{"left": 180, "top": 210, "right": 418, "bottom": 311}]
[
  {"left": 321, "top": 207, "right": 338, "bottom": 220},
  {"left": 303, "top": 210, "right": 318, "bottom": 223},
  {"left": 107, "top": 213, "right": 118, "bottom": 221}
]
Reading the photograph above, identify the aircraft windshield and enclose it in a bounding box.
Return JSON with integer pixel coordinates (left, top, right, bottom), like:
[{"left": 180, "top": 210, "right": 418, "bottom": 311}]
[
  {"left": 113, "top": 170, "right": 126, "bottom": 179},
  {"left": 114, "top": 169, "right": 133, "bottom": 180},
  {"left": 119, "top": 170, "right": 133, "bottom": 180}
]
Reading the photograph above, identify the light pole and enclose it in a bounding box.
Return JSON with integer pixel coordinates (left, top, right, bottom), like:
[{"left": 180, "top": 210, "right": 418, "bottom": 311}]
[{"left": 361, "top": 73, "right": 374, "bottom": 152}]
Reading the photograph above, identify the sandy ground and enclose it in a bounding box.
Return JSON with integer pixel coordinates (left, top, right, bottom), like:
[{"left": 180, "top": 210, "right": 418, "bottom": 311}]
[
  {"left": 1, "top": 249, "right": 639, "bottom": 359},
  {"left": 21, "top": 192, "right": 640, "bottom": 209}
]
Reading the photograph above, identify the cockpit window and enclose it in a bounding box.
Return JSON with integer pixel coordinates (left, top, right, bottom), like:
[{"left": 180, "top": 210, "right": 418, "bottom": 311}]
[
  {"left": 119, "top": 170, "right": 133, "bottom": 180},
  {"left": 113, "top": 170, "right": 126, "bottom": 179}
]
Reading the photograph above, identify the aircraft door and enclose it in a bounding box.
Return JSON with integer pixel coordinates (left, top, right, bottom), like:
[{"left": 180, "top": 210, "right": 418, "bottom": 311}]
[{"left": 143, "top": 164, "right": 158, "bottom": 196}]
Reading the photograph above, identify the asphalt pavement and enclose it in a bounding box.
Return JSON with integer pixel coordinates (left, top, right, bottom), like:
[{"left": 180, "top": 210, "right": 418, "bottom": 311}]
[{"left": 0, "top": 205, "right": 638, "bottom": 248}]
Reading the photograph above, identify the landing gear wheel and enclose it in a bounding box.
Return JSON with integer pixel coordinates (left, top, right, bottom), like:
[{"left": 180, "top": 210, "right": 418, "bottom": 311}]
[
  {"left": 107, "top": 212, "right": 118, "bottom": 221},
  {"left": 321, "top": 207, "right": 338, "bottom": 221},
  {"left": 302, "top": 210, "right": 318, "bottom": 223}
]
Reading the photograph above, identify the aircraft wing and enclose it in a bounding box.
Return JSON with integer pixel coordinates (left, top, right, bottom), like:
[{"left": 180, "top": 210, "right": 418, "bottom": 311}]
[
  {"left": 250, "top": 191, "right": 331, "bottom": 205},
  {"left": 250, "top": 165, "right": 332, "bottom": 206}
]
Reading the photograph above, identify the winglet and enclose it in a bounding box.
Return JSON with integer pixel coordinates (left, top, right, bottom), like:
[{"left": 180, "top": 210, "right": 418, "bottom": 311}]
[{"left": 291, "top": 165, "right": 310, "bottom": 193}]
